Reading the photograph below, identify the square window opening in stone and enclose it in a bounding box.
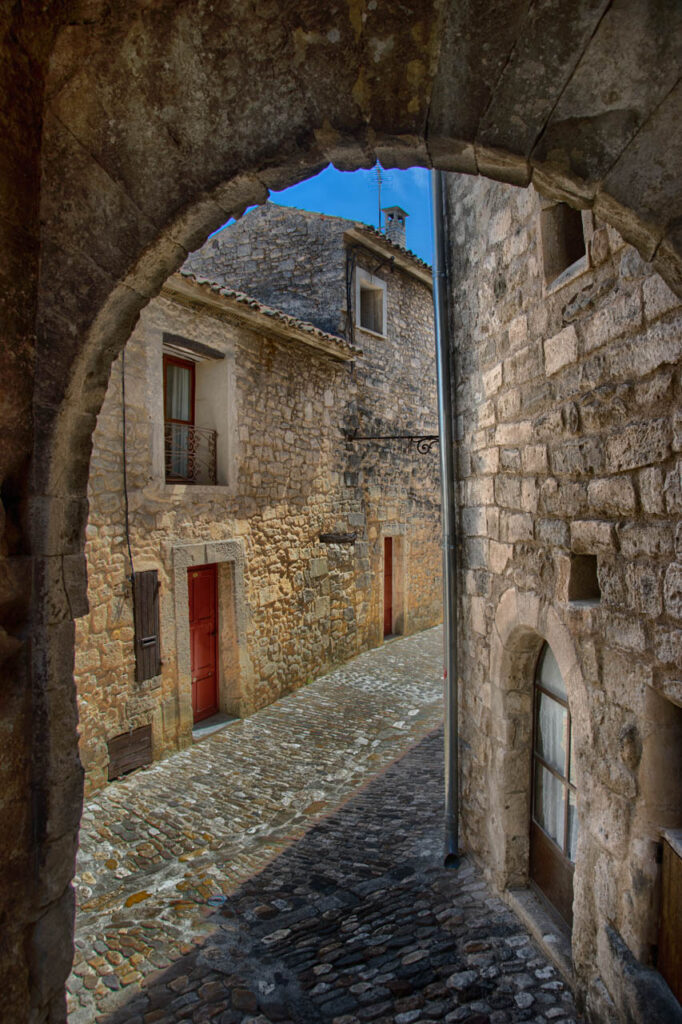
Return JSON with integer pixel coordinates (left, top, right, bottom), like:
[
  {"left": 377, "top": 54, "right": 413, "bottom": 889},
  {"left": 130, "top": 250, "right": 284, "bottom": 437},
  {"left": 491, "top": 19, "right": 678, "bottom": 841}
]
[
  {"left": 360, "top": 284, "right": 384, "bottom": 334},
  {"left": 568, "top": 554, "right": 600, "bottom": 603},
  {"left": 540, "top": 203, "right": 586, "bottom": 286}
]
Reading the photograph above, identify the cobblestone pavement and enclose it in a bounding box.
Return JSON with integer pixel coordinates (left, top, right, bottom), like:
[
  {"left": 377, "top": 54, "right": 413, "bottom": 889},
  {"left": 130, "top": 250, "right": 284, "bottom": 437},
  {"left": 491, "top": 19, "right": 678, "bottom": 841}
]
[{"left": 69, "top": 627, "right": 580, "bottom": 1024}]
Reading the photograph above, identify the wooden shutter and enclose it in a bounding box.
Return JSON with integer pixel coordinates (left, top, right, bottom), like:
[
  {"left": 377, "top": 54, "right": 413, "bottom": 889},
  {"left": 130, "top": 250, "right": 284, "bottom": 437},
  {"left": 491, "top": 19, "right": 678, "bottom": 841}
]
[
  {"left": 107, "top": 725, "right": 153, "bottom": 780},
  {"left": 133, "top": 570, "right": 161, "bottom": 681},
  {"left": 659, "top": 834, "right": 682, "bottom": 1002}
]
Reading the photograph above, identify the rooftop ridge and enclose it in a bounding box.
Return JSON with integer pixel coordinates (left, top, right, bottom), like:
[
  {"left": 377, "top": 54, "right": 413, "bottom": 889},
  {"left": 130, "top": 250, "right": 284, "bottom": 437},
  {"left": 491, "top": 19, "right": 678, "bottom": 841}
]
[
  {"left": 173, "top": 270, "right": 361, "bottom": 359},
  {"left": 210, "top": 200, "right": 431, "bottom": 271}
]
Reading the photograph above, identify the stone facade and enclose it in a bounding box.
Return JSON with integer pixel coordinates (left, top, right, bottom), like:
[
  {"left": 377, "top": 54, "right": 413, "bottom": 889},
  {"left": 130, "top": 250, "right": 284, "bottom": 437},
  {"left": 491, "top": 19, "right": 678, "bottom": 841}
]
[
  {"left": 3, "top": 6, "right": 682, "bottom": 1018},
  {"left": 447, "top": 174, "right": 682, "bottom": 1022},
  {"left": 75, "top": 206, "right": 442, "bottom": 794}
]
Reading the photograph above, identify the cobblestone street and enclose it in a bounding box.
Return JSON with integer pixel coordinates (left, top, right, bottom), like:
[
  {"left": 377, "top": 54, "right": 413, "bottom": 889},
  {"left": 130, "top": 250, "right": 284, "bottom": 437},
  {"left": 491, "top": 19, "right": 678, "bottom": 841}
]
[{"left": 69, "top": 627, "right": 580, "bottom": 1024}]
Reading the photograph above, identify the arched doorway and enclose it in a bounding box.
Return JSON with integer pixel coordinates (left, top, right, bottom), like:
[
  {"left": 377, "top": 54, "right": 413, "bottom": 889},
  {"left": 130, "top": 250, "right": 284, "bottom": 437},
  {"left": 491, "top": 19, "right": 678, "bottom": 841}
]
[{"left": 530, "top": 642, "right": 578, "bottom": 928}]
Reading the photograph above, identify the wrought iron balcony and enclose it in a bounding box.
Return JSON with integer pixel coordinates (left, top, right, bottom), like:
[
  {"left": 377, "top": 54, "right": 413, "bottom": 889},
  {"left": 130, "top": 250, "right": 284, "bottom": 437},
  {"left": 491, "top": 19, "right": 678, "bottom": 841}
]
[{"left": 164, "top": 422, "right": 217, "bottom": 485}]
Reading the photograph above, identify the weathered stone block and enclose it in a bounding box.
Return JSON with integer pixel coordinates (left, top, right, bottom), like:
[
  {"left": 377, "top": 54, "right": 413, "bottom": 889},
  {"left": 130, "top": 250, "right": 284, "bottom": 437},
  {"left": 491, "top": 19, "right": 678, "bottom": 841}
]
[
  {"left": 536, "top": 518, "right": 570, "bottom": 548},
  {"left": 571, "top": 520, "right": 615, "bottom": 553},
  {"left": 489, "top": 540, "right": 512, "bottom": 575},
  {"left": 582, "top": 290, "right": 642, "bottom": 353},
  {"left": 500, "top": 447, "right": 521, "bottom": 471},
  {"left": 483, "top": 363, "right": 503, "bottom": 397},
  {"left": 617, "top": 522, "right": 674, "bottom": 560},
  {"left": 643, "top": 272, "right": 679, "bottom": 322},
  {"left": 495, "top": 421, "right": 532, "bottom": 446},
  {"left": 508, "top": 315, "right": 528, "bottom": 352},
  {"left": 654, "top": 625, "right": 682, "bottom": 666},
  {"left": 544, "top": 324, "right": 578, "bottom": 375},
  {"left": 470, "top": 596, "right": 486, "bottom": 635},
  {"left": 521, "top": 445, "right": 548, "bottom": 474},
  {"left": 625, "top": 563, "right": 663, "bottom": 617},
  {"left": 638, "top": 466, "right": 665, "bottom": 514},
  {"left": 500, "top": 511, "right": 533, "bottom": 543},
  {"left": 470, "top": 447, "right": 499, "bottom": 475},
  {"left": 551, "top": 438, "right": 604, "bottom": 476},
  {"left": 587, "top": 476, "right": 636, "bottom": 515},
  {"left": 495, "top": 475, "right": 521, "bottom": 510},
  {"left": 602, "top": 612, "right": 647, "bottom": 653},
  {"left": 663, "top": 563, "right": 682, "bottom": 620},
  {"left": 606, "top": 419, "right": 670, "bottom": 473}
]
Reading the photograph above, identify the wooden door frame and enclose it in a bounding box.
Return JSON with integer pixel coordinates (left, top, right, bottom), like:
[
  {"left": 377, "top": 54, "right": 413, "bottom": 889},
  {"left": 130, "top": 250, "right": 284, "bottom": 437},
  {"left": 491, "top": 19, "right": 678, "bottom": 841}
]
[
  {"left": 172, "top": 540, "right": 251, "bottom": 740},
  {"left": 529, "top": 642, "right": 577, "bottom": 928},
  {"left": 383, "top": 536, "right": 393, "bottom": 637},
  {"left": 163, "top": 352, "right": 196, "bottom": 425}
]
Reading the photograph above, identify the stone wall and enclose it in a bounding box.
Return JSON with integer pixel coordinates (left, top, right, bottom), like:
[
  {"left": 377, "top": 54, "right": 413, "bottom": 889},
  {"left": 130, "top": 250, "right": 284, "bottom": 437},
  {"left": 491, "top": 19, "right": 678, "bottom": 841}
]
[
  {"left": 3, "top": 6, "right": 681, "bottom": 1020},
  {"left": 75, "top": 221, "right": 441, "bottom": 794},
  {"left": 185, "top": 204, "right": 350, "bottom": 336},
  {"left": 447, "top": 173, "right": 682, "bottom": 1022}
]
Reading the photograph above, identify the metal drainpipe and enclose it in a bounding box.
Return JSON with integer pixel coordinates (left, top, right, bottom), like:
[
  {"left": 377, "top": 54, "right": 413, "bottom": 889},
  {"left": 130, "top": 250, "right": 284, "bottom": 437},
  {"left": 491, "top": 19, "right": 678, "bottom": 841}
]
[{"left": 431, "top": 169, "right": 461, "bottom": 868}]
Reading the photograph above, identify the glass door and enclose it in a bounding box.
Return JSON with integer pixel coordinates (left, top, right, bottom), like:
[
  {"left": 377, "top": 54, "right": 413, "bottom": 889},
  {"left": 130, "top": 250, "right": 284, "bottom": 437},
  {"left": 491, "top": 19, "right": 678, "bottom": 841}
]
[
  {"left": 164, "top": 354, "right": 195, "bottom": 480},
  {"left": 530, "top": 642, "right": 578, "bottom": 927}
]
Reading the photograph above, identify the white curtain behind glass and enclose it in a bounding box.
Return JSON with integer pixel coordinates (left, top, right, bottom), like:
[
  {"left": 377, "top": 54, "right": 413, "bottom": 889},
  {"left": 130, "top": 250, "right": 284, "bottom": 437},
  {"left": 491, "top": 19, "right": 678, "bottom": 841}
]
[{"left": 166, "top": 363, "right": 192, "bottom": 478}]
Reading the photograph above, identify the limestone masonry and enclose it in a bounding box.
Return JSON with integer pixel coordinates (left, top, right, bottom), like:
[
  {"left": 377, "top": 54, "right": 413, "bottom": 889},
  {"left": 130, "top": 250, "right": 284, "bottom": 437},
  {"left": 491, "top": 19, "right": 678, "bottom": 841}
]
[
  {"left": 447, "top": 175, "right": 682, "bottom": 1024},
  {"left": 75, "top": 203, "right": 442, "bottom": 794}
]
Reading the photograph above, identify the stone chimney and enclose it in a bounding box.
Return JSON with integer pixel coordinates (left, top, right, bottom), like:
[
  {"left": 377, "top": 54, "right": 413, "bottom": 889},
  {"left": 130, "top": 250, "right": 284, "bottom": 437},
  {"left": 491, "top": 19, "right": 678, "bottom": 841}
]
[{"left": 382, "top": 206, "right": 408, "bottom": 249}]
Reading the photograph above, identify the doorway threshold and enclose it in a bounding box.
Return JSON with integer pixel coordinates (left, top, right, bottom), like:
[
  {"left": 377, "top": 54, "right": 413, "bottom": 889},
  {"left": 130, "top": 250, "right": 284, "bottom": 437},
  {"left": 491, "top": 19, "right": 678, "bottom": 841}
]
[
  {"left": 192, "top": 712, "right": 238, "bottom": 742},
  {"left": 505, "top": 886, "right": 574, "bottom": 989}
]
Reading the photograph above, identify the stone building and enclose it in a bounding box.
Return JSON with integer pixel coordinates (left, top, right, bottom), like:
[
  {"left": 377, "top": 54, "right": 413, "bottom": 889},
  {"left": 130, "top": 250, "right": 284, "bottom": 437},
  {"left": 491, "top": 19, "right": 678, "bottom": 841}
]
[
  {"left": 74, "top": 204, "right": 442, "bottom": 793},
  {"left": 446, "top": 174, "right": 682, "bottom": 1022},
  {"left": 3, "top": 4, "right": 682, "bottom": 1019}
]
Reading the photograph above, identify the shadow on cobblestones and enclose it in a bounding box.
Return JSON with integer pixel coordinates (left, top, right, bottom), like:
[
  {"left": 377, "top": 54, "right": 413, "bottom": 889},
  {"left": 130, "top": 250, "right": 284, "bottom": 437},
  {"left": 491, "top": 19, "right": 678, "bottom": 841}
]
[{"left": 91, "top": 730, "right": 580, "bottom": 1024}]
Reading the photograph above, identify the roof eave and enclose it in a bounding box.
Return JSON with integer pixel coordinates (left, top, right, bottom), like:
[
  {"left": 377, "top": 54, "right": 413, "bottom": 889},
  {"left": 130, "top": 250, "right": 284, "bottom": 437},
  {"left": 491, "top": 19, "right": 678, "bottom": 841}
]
[
  {"left": 343, "top": 228, "right": 432, "bottom": 287},
  {"left": 162, "top": 275, "right": 360, "bottom": 362}
]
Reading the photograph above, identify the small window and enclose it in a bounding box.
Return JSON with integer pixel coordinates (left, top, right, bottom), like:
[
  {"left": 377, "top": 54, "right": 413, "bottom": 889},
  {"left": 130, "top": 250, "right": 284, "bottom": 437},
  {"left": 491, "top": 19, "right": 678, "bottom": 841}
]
[
  {"left": 360, "top": 286, "right": 383, "bottom": 334},
  {"left": 568, "top": 554, "right": 600, "bottom": 603},
  {"left": 356, "top": 269, "right": 387, "bottom": 336},
  {"left": 540, "top": 203, "right": 586, "bottom": 286}
]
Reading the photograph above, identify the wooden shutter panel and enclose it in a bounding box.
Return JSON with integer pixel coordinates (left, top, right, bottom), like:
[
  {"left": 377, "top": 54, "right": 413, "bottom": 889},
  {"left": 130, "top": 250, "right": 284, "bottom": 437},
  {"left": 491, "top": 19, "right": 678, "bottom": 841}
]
[
  {"left": 108, "top": 725, "right": 153, "bottom": 781},
  {"left": 133, "top": 570, "right": 161, "bottom": 681}
]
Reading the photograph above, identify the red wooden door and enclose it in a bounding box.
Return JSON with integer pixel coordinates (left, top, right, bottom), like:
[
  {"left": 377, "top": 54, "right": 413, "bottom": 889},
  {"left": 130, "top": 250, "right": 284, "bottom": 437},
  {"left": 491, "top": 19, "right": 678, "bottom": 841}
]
[
  {"left": 188, "top": 564, "right": 218, "bottom": 722},
  {"left": 384, "top": 537, "right": 393, "bottom": 637}
]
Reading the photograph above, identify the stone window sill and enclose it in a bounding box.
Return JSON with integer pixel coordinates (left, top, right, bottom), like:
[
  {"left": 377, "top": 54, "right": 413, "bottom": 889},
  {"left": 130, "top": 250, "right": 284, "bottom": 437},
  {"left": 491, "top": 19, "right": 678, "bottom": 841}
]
[
  {"left": 544, "top": 254, "right": 590, "bottom": 296},
  {"left": 145, "top": 482, "right": 234, "bottom": 499},
  {"left": 355, "top": 324, "right": 388, "bottom": 339}
]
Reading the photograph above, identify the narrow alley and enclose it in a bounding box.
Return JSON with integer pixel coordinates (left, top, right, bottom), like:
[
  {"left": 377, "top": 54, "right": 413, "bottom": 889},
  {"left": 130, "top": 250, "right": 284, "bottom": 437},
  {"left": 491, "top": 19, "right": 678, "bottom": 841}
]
[{"left": 69, "top": 628, "right": 579, "bottom": 1024}]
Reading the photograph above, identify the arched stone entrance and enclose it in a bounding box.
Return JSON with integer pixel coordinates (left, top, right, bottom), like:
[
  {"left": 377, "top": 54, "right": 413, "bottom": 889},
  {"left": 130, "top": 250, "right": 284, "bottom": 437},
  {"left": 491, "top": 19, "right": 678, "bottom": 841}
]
[
  {"left": 487, "top": 588, "right": 591, "bottom": 920},
  {"left": 2, "top": 2, "right": 682, "bottom": 1018}
]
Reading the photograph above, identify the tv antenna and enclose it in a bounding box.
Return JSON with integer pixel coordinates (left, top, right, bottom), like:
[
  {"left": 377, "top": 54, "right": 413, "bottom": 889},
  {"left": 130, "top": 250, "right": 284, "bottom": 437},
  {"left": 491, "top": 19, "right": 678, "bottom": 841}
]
[{"left": 367, "top": 163, "right": 393, "bottom": 231}]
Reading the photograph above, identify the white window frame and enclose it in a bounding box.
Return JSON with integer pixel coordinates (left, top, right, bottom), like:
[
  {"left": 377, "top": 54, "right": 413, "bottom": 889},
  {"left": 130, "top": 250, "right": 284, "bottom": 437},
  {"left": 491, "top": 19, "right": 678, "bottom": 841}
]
[{"left": 355, "top": 268, "right": 387, "bottom": 337}]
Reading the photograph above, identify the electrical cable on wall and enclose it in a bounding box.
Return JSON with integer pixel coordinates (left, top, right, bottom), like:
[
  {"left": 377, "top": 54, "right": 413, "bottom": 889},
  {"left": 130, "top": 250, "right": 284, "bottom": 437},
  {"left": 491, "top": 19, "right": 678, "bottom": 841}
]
[
  {"left": 121, "top": 350, "right": 135, "bottom": 581},
  {"left": 345, "top": 249, "right": 356, "bottom": 348}
]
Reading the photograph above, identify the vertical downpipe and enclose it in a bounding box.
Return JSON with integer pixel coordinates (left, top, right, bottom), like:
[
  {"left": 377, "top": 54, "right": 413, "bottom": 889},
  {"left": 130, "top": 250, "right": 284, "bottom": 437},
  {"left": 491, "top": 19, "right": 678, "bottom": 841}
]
[{"left": 431, "top": 170, "right": 460, "bottom": 868}]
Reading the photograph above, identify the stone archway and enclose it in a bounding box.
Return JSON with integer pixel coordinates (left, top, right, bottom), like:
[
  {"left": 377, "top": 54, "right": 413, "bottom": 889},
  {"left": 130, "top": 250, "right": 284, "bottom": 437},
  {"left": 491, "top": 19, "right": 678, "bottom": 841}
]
[{"left": 2, "top": 2, "right": 682, "bottom": 1018}]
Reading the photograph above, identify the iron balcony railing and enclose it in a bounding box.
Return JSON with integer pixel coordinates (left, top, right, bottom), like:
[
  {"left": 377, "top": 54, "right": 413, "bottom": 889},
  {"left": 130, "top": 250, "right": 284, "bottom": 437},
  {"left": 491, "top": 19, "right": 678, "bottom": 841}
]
[{"left": 164, "top": 422, "right": 217, "bottom": 485}]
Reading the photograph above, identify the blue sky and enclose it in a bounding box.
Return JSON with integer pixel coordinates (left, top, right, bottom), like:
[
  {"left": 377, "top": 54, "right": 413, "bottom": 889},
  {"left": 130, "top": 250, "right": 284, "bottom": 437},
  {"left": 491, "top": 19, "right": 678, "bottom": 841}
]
[
  {"left": 219, "top": 164, "right": 433, "bottom": 265},
  {"left": 272, "top": 164, "right": 433, "bottom": 264}
]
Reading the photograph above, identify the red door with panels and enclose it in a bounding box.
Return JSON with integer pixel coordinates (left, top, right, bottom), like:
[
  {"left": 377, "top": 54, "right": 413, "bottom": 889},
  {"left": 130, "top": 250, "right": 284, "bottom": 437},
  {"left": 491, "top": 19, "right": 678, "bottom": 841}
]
[
  {"left": 188, "top": 563, "right": 218, "bottom": 722},
  {"left": 384, "top": 537, "right": 393, "bottom": 637}
]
